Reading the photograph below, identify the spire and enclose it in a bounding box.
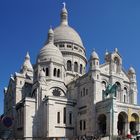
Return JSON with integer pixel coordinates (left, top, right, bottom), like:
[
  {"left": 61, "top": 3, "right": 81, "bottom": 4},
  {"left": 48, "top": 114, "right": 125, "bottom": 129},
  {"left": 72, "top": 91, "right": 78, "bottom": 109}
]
[
  {"left": 61, "top": 2, "right": 68, "bottom": 26},
  {"left": 21, "top": 52, "right": 33, "bottom": 73},
  {"left": 47, "top": 27, "right": 54, "bottom": 43},
  {"left": 105, "top": 49, "right": 109, "bottom": 55},
  {"left": 25, "top": 52, "right": 30, "bottom": 60},
  {"left": 115, "top": 48, "right": 118, "bottom": 52}
]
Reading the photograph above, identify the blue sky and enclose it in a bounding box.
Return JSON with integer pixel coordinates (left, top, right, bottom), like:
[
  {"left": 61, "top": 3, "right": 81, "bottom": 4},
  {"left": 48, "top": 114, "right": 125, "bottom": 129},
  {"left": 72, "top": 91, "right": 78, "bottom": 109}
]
[{"left": 0, "top": 0, "right": 140, "bottom": 114}]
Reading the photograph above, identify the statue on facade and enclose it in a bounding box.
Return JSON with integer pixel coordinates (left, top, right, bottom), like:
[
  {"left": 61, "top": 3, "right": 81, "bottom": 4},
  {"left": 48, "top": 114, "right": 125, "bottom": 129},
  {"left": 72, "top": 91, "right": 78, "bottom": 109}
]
[{"left": 103, "top": 83, "right": 118, "bottom": 98}]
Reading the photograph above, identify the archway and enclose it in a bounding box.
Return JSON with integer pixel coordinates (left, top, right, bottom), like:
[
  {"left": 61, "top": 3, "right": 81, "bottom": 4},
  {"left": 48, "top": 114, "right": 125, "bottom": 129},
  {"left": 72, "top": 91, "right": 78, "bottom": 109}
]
[
  {"left": 117, "top": 112, "right": 128, "bottom": 136},
  {"left": 130, "top": 113, "right": 139, "bottom": 135},
  {"left": 98, "top": 114, "right": 107, "bottom": 136}
]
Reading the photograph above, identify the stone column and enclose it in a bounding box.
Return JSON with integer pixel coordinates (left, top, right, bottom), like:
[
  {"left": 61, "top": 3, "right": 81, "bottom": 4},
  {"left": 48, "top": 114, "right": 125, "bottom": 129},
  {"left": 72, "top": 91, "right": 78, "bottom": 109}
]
[
  {"left": 72, "top": 63, "right": 74, "bottom": 72},
  {"left": 106, "top": 112, "right": 111, "bottom": 136},
  {"left": 61, "top": 66, "right": 64, "bottom": 80},
  {"left": 50, "top": 62, "right": 53, "bottom": 79},
  {"left": 113, "top": 112, "right": 118, "bottom": 136},
  {"left": 127, "top": 122, "right": 130, "bottom": 134}
]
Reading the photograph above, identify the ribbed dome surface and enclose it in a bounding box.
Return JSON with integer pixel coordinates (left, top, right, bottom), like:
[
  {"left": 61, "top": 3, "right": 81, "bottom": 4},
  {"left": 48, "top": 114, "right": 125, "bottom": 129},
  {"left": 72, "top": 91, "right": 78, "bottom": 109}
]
[
  {"left": 54, "top": 25, "right": 84, "bottom": 47},
  {"left": 38, "top": 43, "right": 64, "bottom": 65}
]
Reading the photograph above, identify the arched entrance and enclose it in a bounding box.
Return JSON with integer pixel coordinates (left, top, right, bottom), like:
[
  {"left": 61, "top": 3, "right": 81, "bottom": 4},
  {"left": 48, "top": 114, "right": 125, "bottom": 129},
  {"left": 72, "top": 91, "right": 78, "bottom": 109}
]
[
  {"left": 130, "top": 113, "right": 139, "bottom": 135},
  {"left": 98, "top": 114, "right": 107, "bottom": 136},
  {"left": 117, "top": 112, "right": 128, "bottom": 136}
]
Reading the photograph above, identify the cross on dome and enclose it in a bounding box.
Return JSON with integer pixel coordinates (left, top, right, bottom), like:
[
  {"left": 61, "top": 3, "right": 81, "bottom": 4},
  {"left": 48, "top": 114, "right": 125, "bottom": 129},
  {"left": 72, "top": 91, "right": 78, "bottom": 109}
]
[
  {"left": 61, "top": 2, "right": 68, "bottom": 25},
  {"left": 63, "top": 2, "right": 66, "bottom": 9}
]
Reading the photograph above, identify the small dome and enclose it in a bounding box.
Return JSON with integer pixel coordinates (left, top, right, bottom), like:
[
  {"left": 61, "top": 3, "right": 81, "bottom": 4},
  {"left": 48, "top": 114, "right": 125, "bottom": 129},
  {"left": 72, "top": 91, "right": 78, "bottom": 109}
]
[
  {"left": 54, "top": 25, "right": 84, "bottom": 47},
  {"left": 38, "top": 28, "right": 64, "bottom": 65},
  {"left": 38, "top": 43, "right": 64, "bottom": 64},
  {"left": 90, "top": 51, "right": 99, "bottom": 60},
  {"left": 129, "top": 67, "right": 135, "bottom": 74}
]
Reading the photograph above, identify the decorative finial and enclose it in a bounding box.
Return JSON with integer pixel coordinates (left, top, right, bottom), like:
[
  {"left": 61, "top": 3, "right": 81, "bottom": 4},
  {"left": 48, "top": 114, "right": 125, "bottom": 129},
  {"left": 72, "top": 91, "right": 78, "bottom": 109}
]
[
  {"left": 48, "top": 26, "right": 53, "bottom": 34},
  {"left": 115, "top": 48, "right": 118, "bottom": 52},
  {"left": 48, "top": 27, "right": 54, "bottom": 43},
  {"left": 61, "top": 2, "right": 68, "bottom": 25},
  {"left": 25, "top": 52, "right": 30, "bottom": 60},
  {"left": 63, "top": 2, "right": 66, "bottom": 9}
]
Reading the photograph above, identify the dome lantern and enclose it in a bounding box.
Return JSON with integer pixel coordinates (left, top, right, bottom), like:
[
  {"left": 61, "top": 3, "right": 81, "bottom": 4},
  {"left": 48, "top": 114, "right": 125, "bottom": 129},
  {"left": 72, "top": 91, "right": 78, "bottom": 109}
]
[
  {"left": 47, "top": 27, "right": 54, "bottom": 44},
  {"left": 61, "top": 2, "right": 68, "bottom": 26}
]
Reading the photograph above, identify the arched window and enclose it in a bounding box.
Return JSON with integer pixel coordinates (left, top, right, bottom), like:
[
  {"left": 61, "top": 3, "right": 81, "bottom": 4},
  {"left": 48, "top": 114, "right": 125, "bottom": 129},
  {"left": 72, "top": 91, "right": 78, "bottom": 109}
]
[
  {"left": 102, "top": 81, "right": 107, "bottom": 99},
  {"left": 67, "top": 60, "right": 72, "bottom": 71},
  {"left": 63, "top": 107, "right": 66, "bottom": 124},
  {"left": 57, "top": 69, "right": 60, "bottom": 77},
  {"left": 80, "top": 120, "right": 82, "bottom": 130},
  {"left": 46, "top": 68, "right": 49, "bottom": 76},
  {"left": 124, "top": 87, "right": 127, "bottom": 103},
  {"left": 114, "top": 57, "right": 120, "bottom": 73},
  {"left": 83, "top": 88, "right": 85, "bottom": 96},
  {"left": 74, "top": 62, "right": 78, "bottom": 72},
  {"left": 69, "top": 112, "right": 72, "bottom": 125},
  {"left": 80, "top": 64, "right": 83, "bottom": 74},
  {"left": 102, "top": 81, "right": 106, "bottom": 95},
  {"left": 57, "top": 112, "right": 60, "bottom": 124},
  {"left": 97, "top": 61, "right": 99, "bottom": 65},
  {"left": 83, "top": 120, "right": 86, "bottom": 130},
  {"left": 54, "top": 68, "right": 56, "bottom": 77},
  {"left": 97, "top": 75, "right": 99, "bottom": 79},
  {"left": 116, "top": 82, "right": 121, "bottom": 100},
  {"left": 86, "top": 89, "right": 88, "bottom": 95},
  {"left": 114, "top": 57, "right": 120, "bottom": 65}
]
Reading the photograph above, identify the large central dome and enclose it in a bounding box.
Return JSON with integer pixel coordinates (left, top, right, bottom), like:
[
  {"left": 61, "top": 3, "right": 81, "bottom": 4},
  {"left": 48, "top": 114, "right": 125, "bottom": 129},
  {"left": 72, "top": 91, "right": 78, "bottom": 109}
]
[
  {"left": 53, "top": 4, "right": 84, "bottom": 48},
  {"left": 54, "top": 25, "right": 83, "bottom": 47},
  {"left": 52, "top": 3, "right": 87, "bottom": 84}
]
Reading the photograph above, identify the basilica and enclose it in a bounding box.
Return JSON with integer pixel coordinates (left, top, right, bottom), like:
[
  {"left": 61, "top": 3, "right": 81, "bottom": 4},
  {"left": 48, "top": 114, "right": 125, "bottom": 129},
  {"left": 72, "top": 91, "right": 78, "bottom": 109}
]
[{"left": 2, "top": 3, "right": 140, "bottom": 140}]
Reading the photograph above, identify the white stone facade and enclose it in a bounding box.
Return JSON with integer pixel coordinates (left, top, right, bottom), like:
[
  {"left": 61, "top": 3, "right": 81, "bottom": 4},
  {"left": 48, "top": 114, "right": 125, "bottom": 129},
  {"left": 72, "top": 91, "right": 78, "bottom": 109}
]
[{"left": 2, "top": 4, "right": 140, "bottom": 140}]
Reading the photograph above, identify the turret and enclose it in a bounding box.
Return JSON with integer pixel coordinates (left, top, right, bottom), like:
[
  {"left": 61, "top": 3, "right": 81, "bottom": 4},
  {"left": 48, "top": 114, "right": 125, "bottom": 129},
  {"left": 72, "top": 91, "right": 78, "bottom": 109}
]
[
  {"left": 128, "top": 67, "right": 136, "bottom": 82},
  {"left": 20, "top": 52, "right": 33, "bottom": 77},
  {"left": 128, "top": 67, "right": 137, "bottom": 104},
  {"left": 89, "top": 50, "right": 100, "bottom": 71},
  {"left": 89, "top": 50, "right": 101, "bottom": 102}
]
